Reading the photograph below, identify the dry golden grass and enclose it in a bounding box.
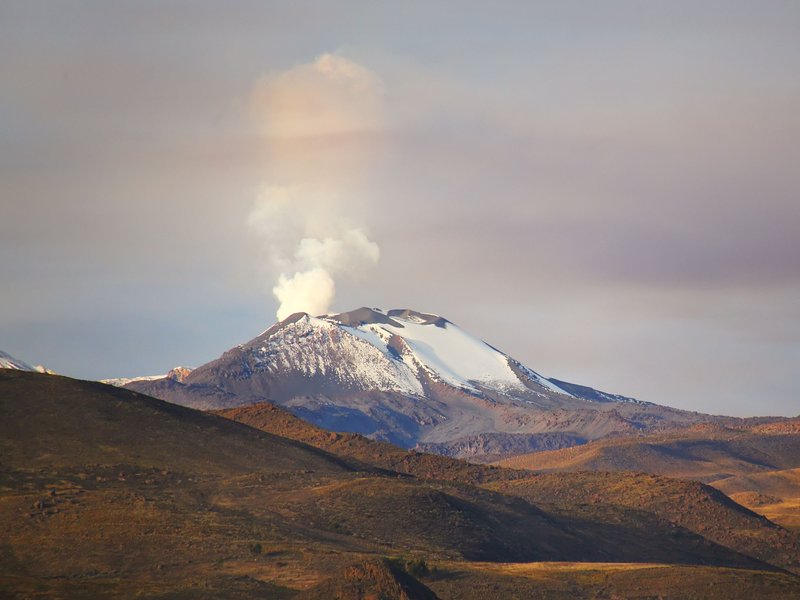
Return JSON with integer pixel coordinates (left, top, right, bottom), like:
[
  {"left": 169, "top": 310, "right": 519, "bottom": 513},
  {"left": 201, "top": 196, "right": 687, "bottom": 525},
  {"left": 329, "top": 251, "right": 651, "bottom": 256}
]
[
  {"left": 761, "top": 499, "right": 800, "bottom": 531},
  {"left": 425, "top": 560, "right": 800, "bottom": 600},
  {"left": 729, "top": 493, "right": 800, "bottom": 531},
  {"left": 4, "top": 371, "right": 800, "bottom": 599},
  {"left": 496, "top": 428, "right": 800, "bottom": 483},
  {"left": 446, "top": 560, "right": 672, "bottom": 573},
  {"left": 218, "top": 398, "right": 800, "bottom": 572},
  {"left": 712, "top": 467, "right": 800, "bottom": 531}
]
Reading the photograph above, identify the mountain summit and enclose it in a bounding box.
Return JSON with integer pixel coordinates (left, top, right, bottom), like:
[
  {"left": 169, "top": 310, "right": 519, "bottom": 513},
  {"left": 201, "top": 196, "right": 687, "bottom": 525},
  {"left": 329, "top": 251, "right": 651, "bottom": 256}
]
[
  {"left": 0, "top": 350, "right": 51, "bottom": 374},
  {"left": 252, "top": 307, "right": 585, "bottom": 401},
  {"left": 125, "top": 307, "right": 719, "bottom": 458},
  {"left": 0, "top": 351, "right": 34, "bottom": 371}
]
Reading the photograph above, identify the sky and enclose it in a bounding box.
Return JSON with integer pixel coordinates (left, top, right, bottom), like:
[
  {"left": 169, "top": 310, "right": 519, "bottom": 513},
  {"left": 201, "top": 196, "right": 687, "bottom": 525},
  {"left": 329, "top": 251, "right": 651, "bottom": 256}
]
[{"left": 1, "top": 1, "right": 799, "bottom": 417}]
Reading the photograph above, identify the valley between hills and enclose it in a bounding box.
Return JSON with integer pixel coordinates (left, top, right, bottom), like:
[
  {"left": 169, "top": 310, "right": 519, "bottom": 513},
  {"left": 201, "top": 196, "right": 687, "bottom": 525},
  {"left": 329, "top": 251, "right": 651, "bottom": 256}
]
[
  {"left": 497, "top": 422, "right": 800, "bottom": 532},
  {"left": 2, "top": 369, "right": 800, "bottom": 599}
]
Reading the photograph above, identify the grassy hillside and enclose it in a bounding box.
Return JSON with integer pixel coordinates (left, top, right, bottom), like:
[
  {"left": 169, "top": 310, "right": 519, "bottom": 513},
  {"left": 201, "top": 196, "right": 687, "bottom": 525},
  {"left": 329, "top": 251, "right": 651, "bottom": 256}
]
[
  {"left": 297, "top": 558, "right": 440, "bottom": 599},
  {"left": 496, "top": 427, "right": 800, "bottom": 480},
  {"left": 713, "top": 468, "right": 800, "bottom": 530},
  {"left": 219, "top": 401, "right": 800, "bottom": 574},
  {"left": 424, "top": 561, "right": 800, "bottom": 600},
  {"left": 2, "top": 371, "right": 798, "bottom": 598},
  {"left": 0, "top": 371, "right": 350, "bottom": 477},
  {"left": 494, "top": 425, "right": 800, "bottom": 531},
  {"left": 484, "top": 471, "right": 800, "bottom": 573},
  {"left": 216, "top": 402, "right": 522, "bottom": 485}
]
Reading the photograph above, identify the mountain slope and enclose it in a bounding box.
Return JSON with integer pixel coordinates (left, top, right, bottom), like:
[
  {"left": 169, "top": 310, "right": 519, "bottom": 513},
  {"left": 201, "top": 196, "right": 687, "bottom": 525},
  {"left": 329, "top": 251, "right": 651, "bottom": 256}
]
[
  {"left": 298, "top": 558, "right": 440, "bottom": 600},
  {"left": 0, "top": 370, "right": 601, "bottom": 595},
  {"left": 218, "top": 402, "right": 800, "bottom": 574},
  {"left": 496, "top": 426, "right": 800, "bottom": 481},
  {"left": 495, "top": 425, "right": 800, "bottom": 533},
  {"left": 0, "top": 370, "right": 348, "bottom": 476},
  {"left": 713, "top": 467, "right": 800, "bottom": 531},
  {"left": 3, "top": 370, "right": 798, "bottom": 598},
  {"left": 0, "top": 351, "right": 34, "bottom": 371},
  {"left": 215, "top": 402, "right": 522, "bottom": 485},
  {"left": 126, "top": 307, "right": 731, "bottom": 458},
  {"left": 485, "top": 471, "right": 800, "bottom": 573}
]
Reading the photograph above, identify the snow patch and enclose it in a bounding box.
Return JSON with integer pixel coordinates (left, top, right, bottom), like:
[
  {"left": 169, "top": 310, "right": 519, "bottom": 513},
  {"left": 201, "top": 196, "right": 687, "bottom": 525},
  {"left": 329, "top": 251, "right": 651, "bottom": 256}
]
[
  {"left": 0, "top": 351, "right": 35, "bottom": 372},
  {"left": 101, "top": 374, "right": 165, "bottom": 387},
  {"left": 325, "top": 312, "right": 529, "bottom": 393},
  {"left": 513, "top": 362, "right": 575, "bottom": 397},
  {"left": 251, "top": 315, "right": 424, "bottom": 395}
]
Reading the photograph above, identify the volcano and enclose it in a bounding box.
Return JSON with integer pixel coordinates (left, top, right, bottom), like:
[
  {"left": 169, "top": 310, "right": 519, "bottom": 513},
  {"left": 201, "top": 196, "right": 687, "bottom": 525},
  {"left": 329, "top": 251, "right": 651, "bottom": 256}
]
[{"left": 125, "top": 307, "right": 724, "bottom": 458}]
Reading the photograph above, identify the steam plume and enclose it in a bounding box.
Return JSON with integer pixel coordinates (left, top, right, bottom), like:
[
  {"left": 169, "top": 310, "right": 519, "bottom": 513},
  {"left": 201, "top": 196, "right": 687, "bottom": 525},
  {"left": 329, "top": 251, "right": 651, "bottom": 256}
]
[{"left": 247, "top": 54, "right": 383, "bottom": 320}]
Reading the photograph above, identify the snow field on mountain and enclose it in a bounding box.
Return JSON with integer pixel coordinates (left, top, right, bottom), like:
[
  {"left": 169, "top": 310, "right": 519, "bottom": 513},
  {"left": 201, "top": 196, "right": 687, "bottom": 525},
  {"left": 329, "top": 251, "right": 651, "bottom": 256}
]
[
  {"left": 258, "top": 316, "right": 424, "bottom": 395},
  {"left": 0, "top": 351, "right": 34, "bottom": 371},
  {"left": 331, "top": 312, "right": 529, "bottom": 393}
]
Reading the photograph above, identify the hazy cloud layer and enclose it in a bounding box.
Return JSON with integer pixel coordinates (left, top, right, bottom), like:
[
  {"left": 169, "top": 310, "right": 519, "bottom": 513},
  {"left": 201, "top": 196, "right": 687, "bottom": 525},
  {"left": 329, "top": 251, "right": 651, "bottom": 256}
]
[{"left": 1, "top": 2, "right": 799, "bottom": 416}]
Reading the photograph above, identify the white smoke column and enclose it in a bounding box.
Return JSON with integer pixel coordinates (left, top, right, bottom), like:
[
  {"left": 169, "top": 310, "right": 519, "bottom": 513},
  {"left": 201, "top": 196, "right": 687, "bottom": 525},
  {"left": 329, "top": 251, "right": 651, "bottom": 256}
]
[
  {"left": 273, "top": 268, "right": 335, "bottom": 320},
  {"left": 247, "top": 54, "right": 384, "bottom": 320},
  {"left": 271, "top": 229, "right": 380, "bottom": 320}
]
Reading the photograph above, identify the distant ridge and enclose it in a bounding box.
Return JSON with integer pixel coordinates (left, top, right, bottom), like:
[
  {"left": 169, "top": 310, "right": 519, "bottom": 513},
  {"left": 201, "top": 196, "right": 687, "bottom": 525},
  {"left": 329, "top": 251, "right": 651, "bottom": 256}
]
[{"left": 0, "top": 350, "right": 50, "bottom": 373}]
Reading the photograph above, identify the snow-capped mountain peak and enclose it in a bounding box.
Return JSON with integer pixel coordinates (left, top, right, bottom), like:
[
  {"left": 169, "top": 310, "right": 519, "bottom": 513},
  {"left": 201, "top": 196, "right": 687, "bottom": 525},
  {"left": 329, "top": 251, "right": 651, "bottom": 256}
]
[
  {"left": 0, "top": 351, "right": 35, "bottom": 371},
  {"left": 101, "top": 366, "right": 193, "bottom": 388},
  {"left": 239, "top": 307, "right": 575, "bottom": 399},
  {"left": 326, "top": 307, "right": 571, "bottom": 396},
  {"left": 0, "top": 350, "right": 53, "bottom": 373},
  {"left": 124, "top": 306, "right": 667, "bottom": 455}
]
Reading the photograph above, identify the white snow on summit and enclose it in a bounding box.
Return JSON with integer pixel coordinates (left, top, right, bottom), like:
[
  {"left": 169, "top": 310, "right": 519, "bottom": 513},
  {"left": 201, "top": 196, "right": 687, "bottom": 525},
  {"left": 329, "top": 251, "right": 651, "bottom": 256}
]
[
  {"left": 102, "top": 366, "right": 193, "bottom": 387},
  {"left": 268, "top": 308, "right": 575, "bottom": 397},
  {"left": 342, "top": 311, "right": 527, "bottom": 393},
  {"left": 101, "top": 374, "right": 166, "bottom": 387},
  {"left": 0, "top": 351, "right": 35, "bottom": 371},
  {"left": 254, "top": 315, "right": 425, "bottom": 396}
]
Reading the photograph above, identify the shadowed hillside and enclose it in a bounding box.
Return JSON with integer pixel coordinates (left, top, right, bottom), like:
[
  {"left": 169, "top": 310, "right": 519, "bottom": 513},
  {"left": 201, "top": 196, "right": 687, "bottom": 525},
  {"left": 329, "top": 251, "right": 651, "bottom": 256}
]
[
  {"left": 2, "top": 370, "right": 799, "bottom": 598},
  {"left": 297, "top": 558, "right": 439, "bottom": 600},
  {"left": 484, "top": 471, "right": 800, "bottom": 573},
  {"left": 216, "top": 402, "right": 522, "bottom": 485},
  {"left": 218, "top": 401, "right": 800, "bottom": 574},
  {"left": 0, "top": 371, "right": 351, "bottom": 476},
  {"left": 495, "top": 425, "right": 800, "bottom": 532},
  {"left": 713, "top": 468, "right": 800, "bottom": 530},
  {"left": 496, "top": 426, "right": 800, "bottom": 480}
]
